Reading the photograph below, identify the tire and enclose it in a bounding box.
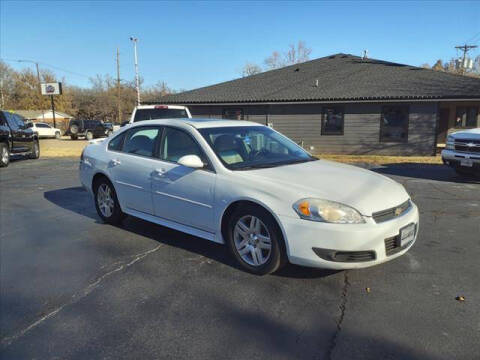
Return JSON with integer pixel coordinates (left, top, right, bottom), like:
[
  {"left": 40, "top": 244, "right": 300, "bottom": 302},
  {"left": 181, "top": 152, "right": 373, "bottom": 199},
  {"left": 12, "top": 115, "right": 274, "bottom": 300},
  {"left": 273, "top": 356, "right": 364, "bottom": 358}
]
[
  {"left": 0, "top": 143, "right": 9, "bottom": 167},
  {"left": 86, "top": 131, "right": 93, "bottom": 141},
  {"left": 29, "top": 140, "right": 40, "bottom": 159},
  {"left": 70, "top": 123, "right": 79, "bottom": 135},
  {"left": 55, "top": 131, "right": 61, "bottom": 139},
  {"left": 70, "top": 134, "right": 78, "bottom": 140},
  {"left": 106, "top": 130, "right": 112, "bottom": 137},
  {"left": 226, "top": 204, "right": 287, "bottom": 275},
  {"left": 93, "top": 177, "right": 125, "bottom": 225}
]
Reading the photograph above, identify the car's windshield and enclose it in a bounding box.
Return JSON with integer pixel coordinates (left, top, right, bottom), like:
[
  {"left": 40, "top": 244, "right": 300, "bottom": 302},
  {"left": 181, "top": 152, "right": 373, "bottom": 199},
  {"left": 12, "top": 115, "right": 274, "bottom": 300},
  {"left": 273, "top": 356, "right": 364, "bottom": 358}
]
[
  {"left": 134, "top": 108, "right": 188, "bottom": 122},
  {"left": 199, "top": 126, "right": 316, "bottom": 170}
]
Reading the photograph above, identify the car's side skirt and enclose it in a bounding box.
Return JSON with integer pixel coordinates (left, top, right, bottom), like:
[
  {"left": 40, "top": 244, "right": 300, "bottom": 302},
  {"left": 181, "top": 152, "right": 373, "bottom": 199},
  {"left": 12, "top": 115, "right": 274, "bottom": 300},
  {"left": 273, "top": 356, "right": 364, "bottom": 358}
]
[{"left": 124, "top": 208, "right": 222, "bottom": 244}]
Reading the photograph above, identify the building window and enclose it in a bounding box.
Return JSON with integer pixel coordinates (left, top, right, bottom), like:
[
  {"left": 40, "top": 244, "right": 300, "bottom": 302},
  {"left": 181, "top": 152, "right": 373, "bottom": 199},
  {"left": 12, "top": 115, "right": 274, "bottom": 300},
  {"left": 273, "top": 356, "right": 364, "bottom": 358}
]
[
  {"left": 455, "top": 107, "right": 478, "bottom": 128},
  {"left": 380, "top": 106, "right": 409, "bottom": 143},
  {"left": 222, "top": 109, "right": 244, "bottom": 120},
  {"left": 322, "top": 107, "right": 344, "bottom": 135}
]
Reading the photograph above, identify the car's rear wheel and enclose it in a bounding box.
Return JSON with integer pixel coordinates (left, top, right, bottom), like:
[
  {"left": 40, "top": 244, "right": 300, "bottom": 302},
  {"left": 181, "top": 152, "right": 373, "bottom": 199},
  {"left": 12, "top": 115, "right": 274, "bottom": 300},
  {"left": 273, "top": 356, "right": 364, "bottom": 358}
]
[
  {"left": 0, "top": 143, "right": 9, "bottom": 167},
  {"left": 106, "top": 130, "right": 112, "bottom": 137},
  {"left": 29, "top": 140, "right": 40, "bottom": 159},
  {"left": 86, "top": 131, "right": 93, "bottom": 141},
  {"left": 55, "top": 131, "right": 61, "bottom": 139},
  {"left": 227, "top": 205, "right": 286, "bottom": 275},
  {"left": 93, "top": 178, "right": 125, "bottom": 225}
]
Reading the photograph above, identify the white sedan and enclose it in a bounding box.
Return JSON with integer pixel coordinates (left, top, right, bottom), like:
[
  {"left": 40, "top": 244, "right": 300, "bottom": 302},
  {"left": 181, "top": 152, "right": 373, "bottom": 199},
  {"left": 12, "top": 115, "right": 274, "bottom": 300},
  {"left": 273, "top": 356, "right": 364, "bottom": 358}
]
[
  {"left": 79, "top": 119, "right": 419, "bottom": 274},
  {"left": 31, "top": 122, "right": 62, "bottom": 138}
]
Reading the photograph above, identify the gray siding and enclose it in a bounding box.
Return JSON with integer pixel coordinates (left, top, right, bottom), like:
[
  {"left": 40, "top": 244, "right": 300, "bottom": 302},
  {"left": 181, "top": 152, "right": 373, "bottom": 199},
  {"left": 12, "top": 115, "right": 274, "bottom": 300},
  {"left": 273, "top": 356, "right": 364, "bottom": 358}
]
[{"left": 188, "top": 102, "right": 438, "bottom": 156}]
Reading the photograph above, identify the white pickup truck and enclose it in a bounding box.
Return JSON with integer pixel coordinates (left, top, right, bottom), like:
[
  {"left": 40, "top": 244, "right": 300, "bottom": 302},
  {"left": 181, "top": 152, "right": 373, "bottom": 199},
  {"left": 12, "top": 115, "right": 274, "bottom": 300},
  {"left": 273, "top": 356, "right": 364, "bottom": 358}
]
[
  {"left": 126, "top": 105, "right": 191, "bottom": 125},
  {"left": 441, "top": 128, "right": 480, "bottom": 176}
]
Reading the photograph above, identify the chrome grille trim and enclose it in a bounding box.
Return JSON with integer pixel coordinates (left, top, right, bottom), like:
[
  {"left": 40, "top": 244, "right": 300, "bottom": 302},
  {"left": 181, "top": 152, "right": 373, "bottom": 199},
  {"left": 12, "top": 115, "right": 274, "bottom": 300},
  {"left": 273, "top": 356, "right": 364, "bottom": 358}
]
[{"left": 372, "top": 200, "right": 411, "bottom": 224}]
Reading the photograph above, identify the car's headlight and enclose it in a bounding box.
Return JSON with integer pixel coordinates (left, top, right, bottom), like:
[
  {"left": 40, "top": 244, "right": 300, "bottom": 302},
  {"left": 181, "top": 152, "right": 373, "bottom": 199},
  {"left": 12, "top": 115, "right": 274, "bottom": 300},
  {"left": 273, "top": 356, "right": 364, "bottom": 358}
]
[
  {"left": 293, "top": 198, "right": 365, "bottom": 224},
  {"left": 446, "top": 135, "right": 455, "bottom": 150}
]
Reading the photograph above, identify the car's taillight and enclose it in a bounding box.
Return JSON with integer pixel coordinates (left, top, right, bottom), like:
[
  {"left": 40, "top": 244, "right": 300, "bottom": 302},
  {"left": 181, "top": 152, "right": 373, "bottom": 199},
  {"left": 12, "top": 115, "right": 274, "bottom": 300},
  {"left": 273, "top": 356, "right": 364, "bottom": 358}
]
[{"left": 154, "top": 105, "right": 168, "bottom": 109}]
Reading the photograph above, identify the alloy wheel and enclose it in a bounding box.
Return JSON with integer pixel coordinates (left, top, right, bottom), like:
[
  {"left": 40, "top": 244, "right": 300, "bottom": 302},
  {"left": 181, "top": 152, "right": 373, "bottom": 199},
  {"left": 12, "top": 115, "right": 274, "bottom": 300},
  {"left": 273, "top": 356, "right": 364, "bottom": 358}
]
[
  {"left": 1, "top": 146, "right": 8, "bottom": 164},
  {"left": 233, "top": 215, "right": 272, "bottom": 266},
  {"left": 97, "top": 183, "right": 114, "bottom": 218}
]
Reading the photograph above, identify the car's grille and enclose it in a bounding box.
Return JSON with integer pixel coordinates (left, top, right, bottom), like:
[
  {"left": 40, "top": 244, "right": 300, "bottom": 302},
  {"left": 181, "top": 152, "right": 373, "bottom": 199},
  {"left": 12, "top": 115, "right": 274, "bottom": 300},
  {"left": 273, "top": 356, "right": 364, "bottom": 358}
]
[
  {"left": 384, "top": 235, "right": 401, "bottom": 256},
  {"left": 372, "top": 200, "right": 411, "bottom": 223},
  {"left": 454, "top": 139, "right": 480, "bottom": 153},
  {"left": 384, "top": 224, "right": 417, "bottom": 256},
  {"left": 312, "top": 248, "right": 376, "bottom": 262}
]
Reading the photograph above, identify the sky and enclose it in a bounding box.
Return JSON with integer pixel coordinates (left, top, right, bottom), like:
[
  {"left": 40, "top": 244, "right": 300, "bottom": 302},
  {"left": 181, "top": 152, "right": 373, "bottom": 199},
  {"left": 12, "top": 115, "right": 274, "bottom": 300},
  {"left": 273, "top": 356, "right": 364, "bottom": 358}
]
[{"left": 1, "top": 0, "right": 479, "bottom": 91}]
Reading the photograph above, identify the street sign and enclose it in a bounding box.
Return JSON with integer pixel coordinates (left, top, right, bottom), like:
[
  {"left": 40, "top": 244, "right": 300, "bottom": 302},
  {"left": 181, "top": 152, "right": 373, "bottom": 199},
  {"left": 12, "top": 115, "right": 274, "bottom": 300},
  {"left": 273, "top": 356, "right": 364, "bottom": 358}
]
[{"left": 41, "top": 82, "right": 62, "bottom": 96}]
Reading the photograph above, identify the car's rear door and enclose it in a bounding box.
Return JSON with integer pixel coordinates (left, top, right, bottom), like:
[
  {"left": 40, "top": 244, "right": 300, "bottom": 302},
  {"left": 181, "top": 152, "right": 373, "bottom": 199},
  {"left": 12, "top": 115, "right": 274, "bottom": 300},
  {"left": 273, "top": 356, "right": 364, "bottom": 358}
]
[
  {"left": 151, "top": 126, "right": 216, "bottom": 233},
  {"left": 107, "top": 126, "right": 162, "bottom": 215}
]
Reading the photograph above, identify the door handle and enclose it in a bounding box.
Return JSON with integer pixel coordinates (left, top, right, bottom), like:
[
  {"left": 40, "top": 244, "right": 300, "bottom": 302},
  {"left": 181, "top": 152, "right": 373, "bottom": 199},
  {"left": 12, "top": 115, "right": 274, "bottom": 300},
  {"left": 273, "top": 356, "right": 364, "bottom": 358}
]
[
  {"left": 152, "top": 168, "right": 166, "bottom": 178},
  {"left": 110, "top": 159, "right": 121, "bottom": 166}
]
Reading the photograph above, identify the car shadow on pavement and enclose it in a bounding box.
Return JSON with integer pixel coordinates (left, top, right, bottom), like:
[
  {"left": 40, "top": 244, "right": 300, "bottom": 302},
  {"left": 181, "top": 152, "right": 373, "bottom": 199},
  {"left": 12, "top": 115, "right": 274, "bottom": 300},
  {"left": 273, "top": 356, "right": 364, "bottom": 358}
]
[
  {"left": 43, "top": 186, "right": 335, "bottom": 279},
  {"left": 371, "top": 163, "right": 480, "bottom": 184}
]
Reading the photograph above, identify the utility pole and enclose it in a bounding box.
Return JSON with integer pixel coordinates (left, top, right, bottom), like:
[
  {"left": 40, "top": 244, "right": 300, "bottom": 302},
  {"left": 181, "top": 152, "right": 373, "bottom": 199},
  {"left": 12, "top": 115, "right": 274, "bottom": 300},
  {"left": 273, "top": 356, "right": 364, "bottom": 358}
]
[
  {"left": 455, "top": 44, "right": 478, "bottom": 75},
  {"left": 116, "top": 48, "right": 122, "bottom": 124},
  {"left": 0, "top": 79, "right": 4, "bottom": 109},
  {"left": 130, "top": 37, "right": 141, "bottom": 105},
  {"left": 17, "top": 60, "right": 45, "bottom": 121}
]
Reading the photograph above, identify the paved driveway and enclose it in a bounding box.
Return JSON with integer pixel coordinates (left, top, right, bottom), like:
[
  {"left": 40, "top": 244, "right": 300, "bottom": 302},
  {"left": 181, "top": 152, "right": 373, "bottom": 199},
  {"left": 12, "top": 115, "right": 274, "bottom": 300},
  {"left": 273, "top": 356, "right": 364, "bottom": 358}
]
[{"left": 1, "top": 158, "right": 479, "bottom": 359}]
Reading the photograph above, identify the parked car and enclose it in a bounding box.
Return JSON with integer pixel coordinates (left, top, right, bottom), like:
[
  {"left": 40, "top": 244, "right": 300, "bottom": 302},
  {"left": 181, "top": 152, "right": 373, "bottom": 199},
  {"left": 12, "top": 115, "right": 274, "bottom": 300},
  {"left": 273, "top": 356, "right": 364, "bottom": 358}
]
[
  {"left": 66, "top": 119, "right": 109, "bottom": 140},
  {"left": 103, "top": 122, "right": 121, "bottom": 136},
  {"left": 121, "top": 105, "right": 191, "bottom": 127},
  {"left": 0, "top": 110, "right": 40, "bottom": 167},
  {"left": 442, "top": 128, "right": 480, "bottom": 177},
  {"left": 31, "top": 122, "right": 62, "bottom": 139},
  {"left": 79, "top": 119, "right": 419, "bottom": 275}
]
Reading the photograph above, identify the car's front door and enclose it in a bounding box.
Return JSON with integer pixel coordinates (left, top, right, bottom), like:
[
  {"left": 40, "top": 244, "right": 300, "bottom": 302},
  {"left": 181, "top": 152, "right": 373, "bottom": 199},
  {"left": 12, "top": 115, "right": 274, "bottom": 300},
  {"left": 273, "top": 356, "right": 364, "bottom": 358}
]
[
  {"left": 152, "top": 126, "right": 216, "bottom": 233},
  {"left": 107, "top": 126, "right": 162, "bottom": 215},
  {"left": 5, "top": 113, "right": 30, "bottom": 153}
]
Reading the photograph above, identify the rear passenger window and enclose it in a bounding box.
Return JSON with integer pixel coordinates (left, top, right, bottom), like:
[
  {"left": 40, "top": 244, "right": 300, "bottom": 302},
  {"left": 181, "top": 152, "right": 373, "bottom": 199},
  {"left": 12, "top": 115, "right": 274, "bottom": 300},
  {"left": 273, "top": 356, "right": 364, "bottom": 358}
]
[
  {"left": 108, "top": 133, "right": 126, "bottom": 151},
  {"left": 123, "top": 127, "right": 160, "bottom": 157}
]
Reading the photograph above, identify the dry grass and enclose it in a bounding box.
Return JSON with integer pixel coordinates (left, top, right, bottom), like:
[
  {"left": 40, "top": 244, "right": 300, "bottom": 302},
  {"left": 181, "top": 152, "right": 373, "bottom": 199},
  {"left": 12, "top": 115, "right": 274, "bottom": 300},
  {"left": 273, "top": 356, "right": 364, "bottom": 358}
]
[
  {"left": 40, "top": 138, "right": 89, "bottom": 158},
  {"left": 39, "top": 138, "right": 443, "bottom": 165},
  {"left": 317, "top": 154, "right": 443, "bottom": 165}
]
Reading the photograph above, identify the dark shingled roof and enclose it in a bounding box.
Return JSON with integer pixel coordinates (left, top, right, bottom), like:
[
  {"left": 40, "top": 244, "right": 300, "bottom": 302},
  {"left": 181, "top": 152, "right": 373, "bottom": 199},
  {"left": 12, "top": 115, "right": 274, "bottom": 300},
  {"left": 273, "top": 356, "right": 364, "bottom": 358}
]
[{"left": 156, "top": 53, "right": 480, "bottom": 104}]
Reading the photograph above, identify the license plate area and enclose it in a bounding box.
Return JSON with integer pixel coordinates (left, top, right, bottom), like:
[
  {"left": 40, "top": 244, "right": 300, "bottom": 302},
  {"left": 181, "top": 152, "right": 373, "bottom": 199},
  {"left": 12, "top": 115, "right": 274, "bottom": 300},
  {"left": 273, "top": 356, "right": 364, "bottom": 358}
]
[
  {"left": 399, "top": 223, "right": 416, "bottom": 247},
  {"left": 461, "top": 158, "right": 473, "bottom": 167}
]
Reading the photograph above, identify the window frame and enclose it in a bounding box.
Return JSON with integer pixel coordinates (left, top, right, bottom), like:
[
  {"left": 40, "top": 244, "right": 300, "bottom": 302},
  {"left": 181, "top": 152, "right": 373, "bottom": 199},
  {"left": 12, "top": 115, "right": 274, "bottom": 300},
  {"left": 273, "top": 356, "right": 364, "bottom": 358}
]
[
  {"left": 379, "top": 105, "right": 410, "bottom": 143},
  {"left": 107, "top": 125, "right": 163, "bottom": 159},
  {"left": 158, "top": 125, "right": 214, "bottom": 172},
  {"left": 222, "top": 108, "right": 244, "bottom": 120},
  {"left": 321, "top": 106, "right": 344, "bottom": 136},
  {"left": 455, "top": 106, "right": 478, "bottom": 128}
]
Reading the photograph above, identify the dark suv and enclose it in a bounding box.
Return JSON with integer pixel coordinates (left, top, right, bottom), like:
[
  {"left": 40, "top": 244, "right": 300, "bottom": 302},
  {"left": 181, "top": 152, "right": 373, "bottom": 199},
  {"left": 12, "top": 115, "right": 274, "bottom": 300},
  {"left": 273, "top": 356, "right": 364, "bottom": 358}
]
[
  {"left": 0, "top": 110, "right": 40, "bottom": 167},
  {"left": 66, "top": 119, "right": 110, "bottom": 140}
]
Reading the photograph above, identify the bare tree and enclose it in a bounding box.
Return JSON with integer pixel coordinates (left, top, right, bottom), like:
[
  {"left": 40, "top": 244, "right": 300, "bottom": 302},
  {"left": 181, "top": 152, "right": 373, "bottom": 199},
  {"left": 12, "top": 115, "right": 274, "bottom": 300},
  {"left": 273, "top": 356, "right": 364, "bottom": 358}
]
[
  {"left": 241, "top": 62, "right": 262, "bottom": 77},
  {"left": 264, "top": 41, "right": 312, "bottom": 70}
]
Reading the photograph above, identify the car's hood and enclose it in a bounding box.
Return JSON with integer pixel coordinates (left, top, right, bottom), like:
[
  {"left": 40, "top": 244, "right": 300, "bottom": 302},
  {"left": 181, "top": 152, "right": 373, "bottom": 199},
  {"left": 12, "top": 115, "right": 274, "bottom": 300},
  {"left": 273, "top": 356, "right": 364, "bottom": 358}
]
[
  {"left": 451, "top": 128, "right": 480, "bottom": 139},
  {"left": 244, "top": 160, "right": 409, "bottom": 216}
]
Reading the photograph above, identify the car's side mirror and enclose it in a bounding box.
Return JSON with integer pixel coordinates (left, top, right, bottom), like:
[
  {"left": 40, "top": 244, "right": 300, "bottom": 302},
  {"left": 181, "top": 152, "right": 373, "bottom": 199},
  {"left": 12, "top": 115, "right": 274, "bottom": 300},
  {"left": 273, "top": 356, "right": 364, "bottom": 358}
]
[{"left": 177, "top": 155, "right": 204, "bottom": 169}]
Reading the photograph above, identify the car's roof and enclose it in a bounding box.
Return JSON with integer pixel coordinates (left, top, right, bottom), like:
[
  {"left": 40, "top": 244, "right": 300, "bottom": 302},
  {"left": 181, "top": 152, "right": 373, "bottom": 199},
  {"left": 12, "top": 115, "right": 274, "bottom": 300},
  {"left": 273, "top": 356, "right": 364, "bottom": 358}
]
[
  {"left": 135, "top": 104, "right": 188, "bottom": 109},
  {"left": 129, "top": 118, "right": 262, "bottom": 129}
]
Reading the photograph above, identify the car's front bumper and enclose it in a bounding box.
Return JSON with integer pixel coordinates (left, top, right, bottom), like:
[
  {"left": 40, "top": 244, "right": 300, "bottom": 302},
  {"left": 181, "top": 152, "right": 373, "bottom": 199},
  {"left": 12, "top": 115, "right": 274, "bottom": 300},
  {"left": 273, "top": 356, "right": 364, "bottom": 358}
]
[
  {"left": 441, "top": 149, "right": 480, "bottom": 170},
  {"left": 279, "top": 202, "right": 419, "bottom": 269}
]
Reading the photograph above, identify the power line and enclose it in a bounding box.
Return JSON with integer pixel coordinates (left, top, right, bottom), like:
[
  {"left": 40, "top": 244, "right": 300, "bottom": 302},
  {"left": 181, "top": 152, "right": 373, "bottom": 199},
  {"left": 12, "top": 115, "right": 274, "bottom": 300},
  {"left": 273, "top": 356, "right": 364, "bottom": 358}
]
[{"left": 0, "top": 58, "right": 91, "bottom": 79}]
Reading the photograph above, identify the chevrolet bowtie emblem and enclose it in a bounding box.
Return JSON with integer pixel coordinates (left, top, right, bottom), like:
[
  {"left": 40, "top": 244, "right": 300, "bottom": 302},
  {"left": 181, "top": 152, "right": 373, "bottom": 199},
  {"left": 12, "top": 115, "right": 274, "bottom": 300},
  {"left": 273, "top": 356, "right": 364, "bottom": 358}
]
[
  {"left": 467, "top": 142, "right": 475, "bottom": 147},
  {"left": 394, "top": 207, "right": 402, "bottom": 216}
]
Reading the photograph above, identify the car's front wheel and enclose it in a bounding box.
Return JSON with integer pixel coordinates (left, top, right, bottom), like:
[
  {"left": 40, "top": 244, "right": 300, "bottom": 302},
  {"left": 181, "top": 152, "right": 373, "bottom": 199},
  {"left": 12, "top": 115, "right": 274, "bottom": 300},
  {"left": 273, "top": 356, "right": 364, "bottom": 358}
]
[
  {"left": 0, "top": 143, "right": 9, "bottom": 167},
  {"left": 86, "top": 131, "right": 94, "bottom": 141},
  {"left": 227, "top": 205, "right": 286, "bottom": 275},
  {"left": 93, "top": 178, "right": 125, "bottom": 225},
  {"left": 55, "top": 131, "right": 61, "bottom": 139}
]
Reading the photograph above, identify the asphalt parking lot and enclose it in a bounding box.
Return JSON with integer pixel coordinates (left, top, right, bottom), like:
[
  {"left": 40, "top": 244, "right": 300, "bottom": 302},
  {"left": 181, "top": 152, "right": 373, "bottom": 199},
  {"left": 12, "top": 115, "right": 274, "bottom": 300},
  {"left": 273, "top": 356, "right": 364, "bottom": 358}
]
[{"left": 1, "top": 157, "right": 479, "bottom": 360}]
